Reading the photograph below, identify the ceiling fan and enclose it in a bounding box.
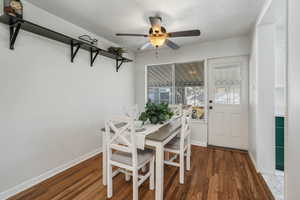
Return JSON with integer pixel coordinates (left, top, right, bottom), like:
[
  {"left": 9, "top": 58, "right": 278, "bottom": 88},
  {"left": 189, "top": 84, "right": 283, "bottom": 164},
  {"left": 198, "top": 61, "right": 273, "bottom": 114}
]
[{"left": 116, "top": 16, "right": 201, "bottom": 50}]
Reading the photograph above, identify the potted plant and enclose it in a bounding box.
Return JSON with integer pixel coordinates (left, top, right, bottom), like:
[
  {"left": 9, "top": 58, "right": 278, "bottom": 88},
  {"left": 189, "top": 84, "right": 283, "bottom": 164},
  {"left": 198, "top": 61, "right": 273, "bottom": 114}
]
[
  {"left": 4, "top": 0, "right": 23, "bottom": 19},
  {"left": 139, "top": 102, "right": 174, "bottom": 125},
  {"left": 108, "top": 47, "right": 126, "bottom": 57}
]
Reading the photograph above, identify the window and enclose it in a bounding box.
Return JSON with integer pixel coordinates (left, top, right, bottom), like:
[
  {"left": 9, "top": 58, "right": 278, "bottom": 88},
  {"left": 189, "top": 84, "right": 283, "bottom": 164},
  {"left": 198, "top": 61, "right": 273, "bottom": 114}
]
[
  {"left": 213, "top": 65, "right": 241, "bottom": 105},
  {"left": 184, "top": 87, "right": 205, "bottom": 106},
  {"left": 147, "top": 64, "right": 173, "bottom": 104},
  {"left": 147, "top": 61, "right": 205, "bottom": 120}
]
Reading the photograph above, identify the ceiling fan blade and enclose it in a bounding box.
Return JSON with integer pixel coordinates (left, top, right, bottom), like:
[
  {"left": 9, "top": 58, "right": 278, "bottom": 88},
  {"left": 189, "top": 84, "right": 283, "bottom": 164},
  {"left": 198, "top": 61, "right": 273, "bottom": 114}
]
[
  {"left": 116, "top": 33, "right": 148, "bottom": 37},
  {"left": 149, "top": 16, "right": 162, "bottom": 27},
  {"left": 165, "top": 39, "right": 180, "bottom": 50},
  {"left": 138, "top": 42, "right": 152, "bottom": 51},
  {"left": 168, "top": 30, "right": 201, "bottom": 37}
]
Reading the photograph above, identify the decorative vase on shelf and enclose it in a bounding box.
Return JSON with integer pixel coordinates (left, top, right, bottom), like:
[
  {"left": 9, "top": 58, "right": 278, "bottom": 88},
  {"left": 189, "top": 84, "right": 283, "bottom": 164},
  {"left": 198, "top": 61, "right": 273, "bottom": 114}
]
[
  {"left": 108, "top": 47, "right": 126, "bottom": 57},
  {"left": 4, "top": 0, "right": 23, "bottom": 19}
]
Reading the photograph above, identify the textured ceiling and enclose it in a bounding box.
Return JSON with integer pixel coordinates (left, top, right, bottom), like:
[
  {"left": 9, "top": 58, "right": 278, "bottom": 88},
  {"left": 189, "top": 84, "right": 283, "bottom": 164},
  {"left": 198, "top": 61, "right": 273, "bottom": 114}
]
[{"left": 26, "top": 0, "right": 265, "bottom": 51}]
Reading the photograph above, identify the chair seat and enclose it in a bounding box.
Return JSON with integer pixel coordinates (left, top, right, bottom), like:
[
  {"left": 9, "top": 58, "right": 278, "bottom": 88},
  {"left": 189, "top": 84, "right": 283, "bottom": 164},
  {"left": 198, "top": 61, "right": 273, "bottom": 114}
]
[
  {"left": 165, "top": 137, "right": 187, "bottom": 151},
  {"left": 111, "top": 149, "right": 154, "bottom": 167}
]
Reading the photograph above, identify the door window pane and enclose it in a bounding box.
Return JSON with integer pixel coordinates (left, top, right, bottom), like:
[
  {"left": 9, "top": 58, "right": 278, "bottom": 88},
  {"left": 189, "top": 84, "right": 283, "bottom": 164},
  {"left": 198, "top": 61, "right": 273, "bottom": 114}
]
[
  {"left": 215, "top": 87, "right": 228, "bottom": 104},
  {"left": 228, "top": 86, "right": 240, "bottom": 104},
  {"left": 214, "top": 65, "right": 241, "bottom": 105}
]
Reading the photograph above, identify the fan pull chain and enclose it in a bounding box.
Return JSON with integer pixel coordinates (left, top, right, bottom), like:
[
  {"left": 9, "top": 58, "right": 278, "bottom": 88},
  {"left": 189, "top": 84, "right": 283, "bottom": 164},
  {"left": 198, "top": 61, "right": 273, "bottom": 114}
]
[{"left": 155, "top": 47, "right": 159, "bottom": 58}]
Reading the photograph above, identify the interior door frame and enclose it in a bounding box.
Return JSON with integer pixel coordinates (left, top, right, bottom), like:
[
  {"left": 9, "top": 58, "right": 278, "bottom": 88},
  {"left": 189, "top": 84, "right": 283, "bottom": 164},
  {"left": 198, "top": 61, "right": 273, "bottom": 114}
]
[{"left": 207, "top": 56, "right": 249, "bottom": 150}]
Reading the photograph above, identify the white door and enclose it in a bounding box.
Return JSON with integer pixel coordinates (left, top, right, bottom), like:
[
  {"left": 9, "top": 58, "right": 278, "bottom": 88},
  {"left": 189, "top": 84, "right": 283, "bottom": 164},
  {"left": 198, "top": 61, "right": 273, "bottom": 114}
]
[{"left": 208, "top": 56, "right": 248, "bottom": 150}]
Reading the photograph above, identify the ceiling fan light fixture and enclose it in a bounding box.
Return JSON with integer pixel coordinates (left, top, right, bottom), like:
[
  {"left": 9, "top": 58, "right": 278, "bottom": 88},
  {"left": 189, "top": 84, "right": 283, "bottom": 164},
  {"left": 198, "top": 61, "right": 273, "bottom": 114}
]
[
  {"left": 116, "top": 16, "right": 200, "bottom": 51},
  {"left": 149, "top": 35, "right": 167, "bottom": 48}
]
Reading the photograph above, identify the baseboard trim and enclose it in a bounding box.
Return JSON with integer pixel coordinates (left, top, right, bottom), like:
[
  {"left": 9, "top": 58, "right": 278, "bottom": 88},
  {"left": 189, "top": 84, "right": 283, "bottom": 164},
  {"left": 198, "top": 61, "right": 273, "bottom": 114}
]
[
  {"left": 258, "top": 173, "right": 276, "bottom": 200},
  {"left": 247, "top": 151, "right": 275, "bottom": 200},
  {"left": 249, "top": 152, "right": 257, "bottom": 171},
  {"left": 191, "top": 140, "right": 207, "bottom": 147},
  {"left": 0, "top": 148, "right": 102, "bottom": 200}
]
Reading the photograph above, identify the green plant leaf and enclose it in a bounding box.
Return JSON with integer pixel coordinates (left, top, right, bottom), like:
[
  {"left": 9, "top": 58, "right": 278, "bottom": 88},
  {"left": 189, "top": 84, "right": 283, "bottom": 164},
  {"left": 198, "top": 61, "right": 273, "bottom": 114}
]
[{"left": 138, "top": 102, "right": 175, "bottom": 124}]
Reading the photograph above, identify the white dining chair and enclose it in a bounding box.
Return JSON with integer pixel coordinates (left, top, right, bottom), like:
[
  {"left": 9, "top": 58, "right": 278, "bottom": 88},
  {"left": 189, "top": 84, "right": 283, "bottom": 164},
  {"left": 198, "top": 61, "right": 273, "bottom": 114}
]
[
  {"left": 169, "top": 104, "right": 182, "bottom": 116},
  {"left": 163, "top": 109, "right": 192, "bottom": 184},
  {"left": 105, "top": 117, "right": 155, "bottom": 200}
]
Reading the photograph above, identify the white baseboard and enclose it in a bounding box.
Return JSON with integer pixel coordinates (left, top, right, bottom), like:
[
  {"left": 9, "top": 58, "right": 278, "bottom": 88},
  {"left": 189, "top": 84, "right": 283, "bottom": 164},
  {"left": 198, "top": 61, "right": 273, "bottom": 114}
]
[
  {"left": 249, "top": 152, "right": 258, "bottom": 171},
  {"left": 248, "top": 153, "right": 276, "bottom": 175},
  {"left": 191, "top": 140, "right": 207, "bottom": 147},
  {"left": 0, "top": 148, "right": 102, "bottom": 200}
]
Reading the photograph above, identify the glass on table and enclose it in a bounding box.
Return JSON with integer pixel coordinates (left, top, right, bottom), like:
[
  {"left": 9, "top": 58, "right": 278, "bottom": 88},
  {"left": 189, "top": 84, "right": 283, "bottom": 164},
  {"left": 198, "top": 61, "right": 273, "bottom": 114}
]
[{"left": 123, "top": 104, "right": 139, "bottom": 120}]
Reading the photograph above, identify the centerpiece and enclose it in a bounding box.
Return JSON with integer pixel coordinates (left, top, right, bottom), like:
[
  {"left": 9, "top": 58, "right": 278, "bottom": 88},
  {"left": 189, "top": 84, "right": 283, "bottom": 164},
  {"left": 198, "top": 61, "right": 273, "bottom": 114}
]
[{"left": 139, "top": 102, "right": 174, "bottom": 125}]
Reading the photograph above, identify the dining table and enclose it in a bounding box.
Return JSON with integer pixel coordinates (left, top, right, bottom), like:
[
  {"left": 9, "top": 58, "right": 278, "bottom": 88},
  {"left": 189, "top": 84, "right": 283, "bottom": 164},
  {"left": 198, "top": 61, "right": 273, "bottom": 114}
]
[{"left": 100, "top": 116, "right": 181, "bottom": 200}]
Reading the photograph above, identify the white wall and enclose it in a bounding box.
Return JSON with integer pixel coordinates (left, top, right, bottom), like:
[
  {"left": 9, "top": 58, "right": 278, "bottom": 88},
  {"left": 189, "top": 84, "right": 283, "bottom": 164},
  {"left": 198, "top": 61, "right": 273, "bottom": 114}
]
[
  {"left": 248, "top": 29, "right": 258, "bottom": 164},
  {"left": 0, "top": 1, "right": 135, "bottom": 198},
  {"left": 248, "top": 0, "right": 287, "bottom": 174},
  {"left": 286, "top": 0, "right": 300, "bottom": 199},
  {"left": 248, "top": 0, "right": 274, "bottom": 172},
  {"left": 274, "top": 22, "right": 287, "bottom": 116},
  {"left": 256, "top": 24, "right": 276, "bottom": 173}
]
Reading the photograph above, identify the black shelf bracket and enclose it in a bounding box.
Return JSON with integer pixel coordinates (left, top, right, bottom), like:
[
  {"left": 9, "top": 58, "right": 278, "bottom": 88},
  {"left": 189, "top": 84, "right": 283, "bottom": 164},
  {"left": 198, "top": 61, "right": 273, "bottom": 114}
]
[
  {"left": 71, "top": 40, "right": 81, "bottom": 63},
  {"left": 9, "top": 22, "right": 22, "bottom": 50},
  {"left": 90, "top": 48, "right": 100, "bottom": 67},
  {"left": 0, "top": 15, "right": 133, "bottom": 69},
  {"left": 116, "top": 59, "right": 125, "bottom": 72}
]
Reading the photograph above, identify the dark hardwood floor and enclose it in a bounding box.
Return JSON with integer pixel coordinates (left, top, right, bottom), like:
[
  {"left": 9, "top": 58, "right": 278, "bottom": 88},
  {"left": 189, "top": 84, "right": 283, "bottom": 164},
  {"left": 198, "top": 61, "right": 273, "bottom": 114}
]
[{"left": 8, "top": 146, "right": 274, "bottom": 200}]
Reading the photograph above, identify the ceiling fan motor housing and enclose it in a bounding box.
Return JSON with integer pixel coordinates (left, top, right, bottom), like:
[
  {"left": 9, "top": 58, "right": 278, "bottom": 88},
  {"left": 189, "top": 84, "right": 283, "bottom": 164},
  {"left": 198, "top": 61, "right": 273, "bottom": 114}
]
[{"left": 149, "top": 26, "right": 167, "bottom": 35}]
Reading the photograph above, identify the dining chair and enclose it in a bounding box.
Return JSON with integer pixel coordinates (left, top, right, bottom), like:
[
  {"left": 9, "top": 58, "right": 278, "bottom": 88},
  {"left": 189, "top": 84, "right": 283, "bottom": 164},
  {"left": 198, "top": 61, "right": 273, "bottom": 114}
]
[
  {"left": 105, "top": 117, "right": 155, "bottom": 200},
  {"left": 169, "top": 104, "right": 182, "bottom": 116},
  {"left": 163, "top": 109, "right": 192, "bottom": 184}
]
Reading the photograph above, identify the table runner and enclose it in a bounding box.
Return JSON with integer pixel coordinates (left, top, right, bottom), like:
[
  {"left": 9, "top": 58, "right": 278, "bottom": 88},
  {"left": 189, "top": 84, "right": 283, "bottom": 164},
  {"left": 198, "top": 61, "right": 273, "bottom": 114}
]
[{"left": 101, "top": 115, "right": 181, "bottom": 149}]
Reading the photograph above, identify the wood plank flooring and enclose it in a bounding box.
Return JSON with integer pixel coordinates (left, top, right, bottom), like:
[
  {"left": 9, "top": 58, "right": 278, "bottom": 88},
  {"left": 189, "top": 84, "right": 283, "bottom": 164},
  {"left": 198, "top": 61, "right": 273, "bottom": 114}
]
[{"left": 8, "top": 146, "right": 274, "bottom": 200}]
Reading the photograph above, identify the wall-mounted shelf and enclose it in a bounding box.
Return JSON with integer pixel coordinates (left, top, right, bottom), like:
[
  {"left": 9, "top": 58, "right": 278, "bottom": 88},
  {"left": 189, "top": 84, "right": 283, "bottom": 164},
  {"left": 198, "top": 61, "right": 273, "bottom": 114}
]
[{"left": 0, "top": 15, "right": 132, "bottom": 71}]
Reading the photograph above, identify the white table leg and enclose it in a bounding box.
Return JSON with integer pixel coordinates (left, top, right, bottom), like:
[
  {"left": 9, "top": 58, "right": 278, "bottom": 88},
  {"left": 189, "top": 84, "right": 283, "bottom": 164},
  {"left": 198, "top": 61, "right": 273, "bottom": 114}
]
[
  {"left": 150, "top": 156, "right": 155, "bottom": 190},
  {"left": 186, "top": 136, "right": 191, "bottom": 171},
  {"left": 125, "top": 170, "right": 131, "bottom": 181},
  {"left": 155, "top": 142, "right": 164, "bottom": 200},
  {"left": 102, "top": 132, "right": 107, "bottom": 185}
]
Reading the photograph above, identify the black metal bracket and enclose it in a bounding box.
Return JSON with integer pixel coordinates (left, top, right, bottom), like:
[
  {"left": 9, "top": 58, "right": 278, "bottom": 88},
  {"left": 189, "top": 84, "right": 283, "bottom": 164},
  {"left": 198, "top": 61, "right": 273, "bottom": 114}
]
[
  {"left": 71, "top": 40, "right": 81, "bottom": 62},
  {"left": 9, "top": 22, "right": 22, "bottom": 50},
  {"left": 0, "top": 15, "right": 133, "bottom": 66},
  {"left": 90, "top": 48, "right": 100, "bottom": 67},
  {"left": 116, "top": 59, "right": 125, "bottom": 72}
]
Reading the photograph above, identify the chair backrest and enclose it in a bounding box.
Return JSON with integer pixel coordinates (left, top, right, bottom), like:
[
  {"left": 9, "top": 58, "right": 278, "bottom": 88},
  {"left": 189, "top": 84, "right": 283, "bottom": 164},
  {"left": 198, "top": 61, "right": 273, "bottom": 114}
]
[
  {"left": 105, "top": 117, "right": 138, "bottom": 166},
  {"left": 179, "top": 109, "right": 192, "bottom": 146},
  {"left": 169, "top": 104, "right": 182, "bottom": 116}
]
